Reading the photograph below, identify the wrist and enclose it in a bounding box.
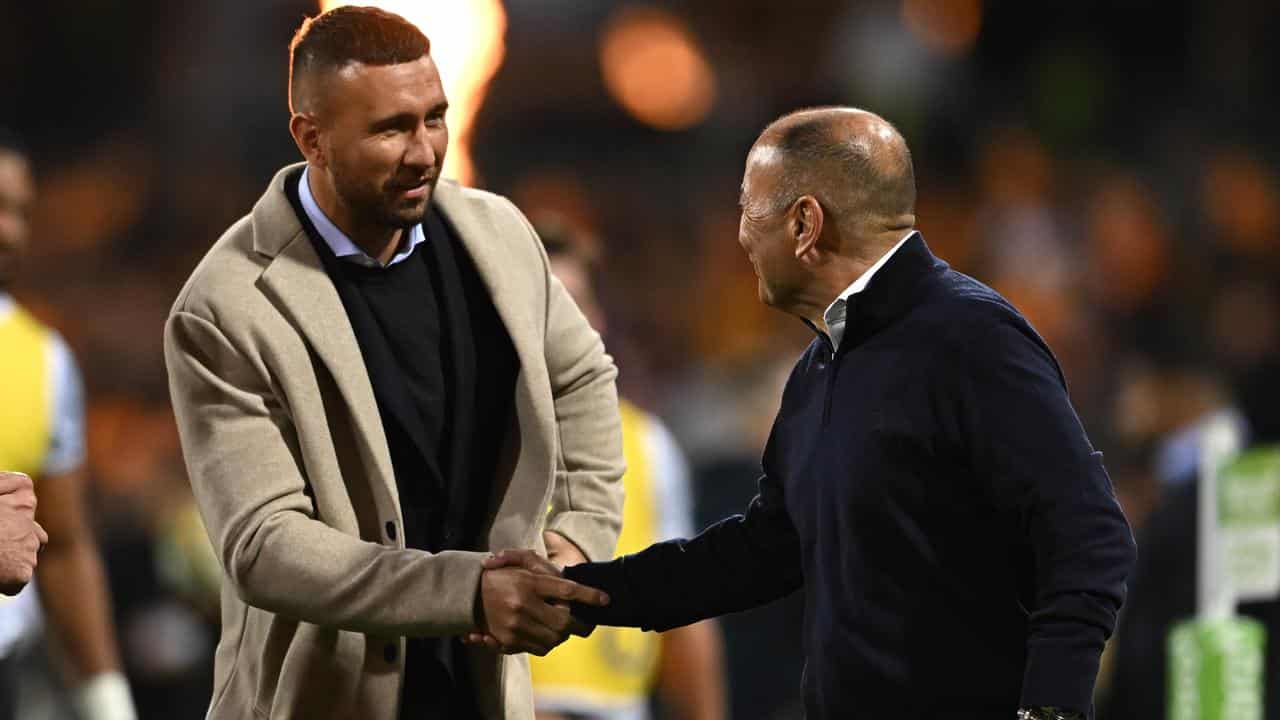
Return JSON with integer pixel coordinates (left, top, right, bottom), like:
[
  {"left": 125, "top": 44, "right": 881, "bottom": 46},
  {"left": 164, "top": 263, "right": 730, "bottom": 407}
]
[{"left": 74, "top": 671, "right": 137, "bottom": 720}]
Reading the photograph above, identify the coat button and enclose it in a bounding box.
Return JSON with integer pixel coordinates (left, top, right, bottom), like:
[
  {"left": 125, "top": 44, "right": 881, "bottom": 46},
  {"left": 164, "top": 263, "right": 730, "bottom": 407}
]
[
  {"left": 384, "top": 643, "right": 398, "bottom": 663},
  {"left": 385, "top": 521, "right": 397, "bottom": 541}
]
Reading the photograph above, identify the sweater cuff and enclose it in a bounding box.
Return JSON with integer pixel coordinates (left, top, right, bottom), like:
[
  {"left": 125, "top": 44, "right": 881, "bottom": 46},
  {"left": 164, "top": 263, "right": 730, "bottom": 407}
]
[
  {"left": 1019, "top": 637, "right": 1102, "bottom": 715},
  {"left": 564, "top": 560, "right": 633, "bottom": 627}
]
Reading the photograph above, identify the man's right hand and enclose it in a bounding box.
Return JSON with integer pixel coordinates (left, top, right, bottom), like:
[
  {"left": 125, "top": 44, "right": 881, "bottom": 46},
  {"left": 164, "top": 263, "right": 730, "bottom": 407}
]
[
  {"left": 472, "top": 549, "right": 608, "bottom": 656},
  {"left": 0, "top": 471, "right": 48, "bottom": 596}
]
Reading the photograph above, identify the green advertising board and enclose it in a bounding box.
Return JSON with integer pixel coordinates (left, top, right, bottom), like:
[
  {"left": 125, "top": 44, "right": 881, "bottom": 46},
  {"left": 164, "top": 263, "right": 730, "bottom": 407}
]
[
  {"left": 1219, "top": 447, "right": 1280, "bottom": 601},
  {"left": 1168, "top": 617, "right": 1265, "bottom": 720}
]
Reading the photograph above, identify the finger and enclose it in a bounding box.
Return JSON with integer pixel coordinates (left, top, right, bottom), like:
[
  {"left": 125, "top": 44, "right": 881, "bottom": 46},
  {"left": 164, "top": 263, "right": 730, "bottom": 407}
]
[
  {"left": 482, "top": 554, "right": 513, "bottom": 570},
  {"left": 0, "top": 472, "right": 30, "bottom": 494},
  {"left": 515, "top": 550, "right": 561, "bottom": 575},
  {"left": 510, "top": 606, "right": 565, "bottom": 650},
  {"left": 485, "top": 550, "right": 542, "bottom": 571},
  {"left": 532, "top": 575, "right": 609, "bottom": 607},
  {"left": 462, "top": 632, "right": 496, "bottom": 647},
  {"left": 32, "top": 521, "right": 48, "bottom": 546},
  {"left": 9, "top": 488, "right": 36, "bottom": 513}
]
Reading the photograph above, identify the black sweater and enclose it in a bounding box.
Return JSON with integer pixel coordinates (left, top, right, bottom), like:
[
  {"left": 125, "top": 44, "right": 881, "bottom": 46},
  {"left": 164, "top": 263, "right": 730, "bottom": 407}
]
[
  {"left": 567, "top": 234, "right": 1137, "bottom": 719},
  {"left": 287, "top": 173, "right": 518, "bottom": 720}
]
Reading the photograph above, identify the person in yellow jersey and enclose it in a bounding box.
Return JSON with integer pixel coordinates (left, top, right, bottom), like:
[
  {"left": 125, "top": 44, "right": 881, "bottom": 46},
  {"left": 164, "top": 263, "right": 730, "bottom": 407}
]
[
  {"left": 530, "top": 218, "right": 727, "bottom": 720},
  {"left": 0, "top": 128, "right": 136, "bottom": 720}
]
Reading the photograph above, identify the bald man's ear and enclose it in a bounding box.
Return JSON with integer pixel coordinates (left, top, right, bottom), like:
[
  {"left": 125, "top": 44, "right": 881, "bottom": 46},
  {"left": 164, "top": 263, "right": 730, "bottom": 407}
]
[
  {"left": 289, "top": 113, "right": 326, "bottom": 169},
  {"left": 792, "top": 195, "right": 825, "bottom": 263}
]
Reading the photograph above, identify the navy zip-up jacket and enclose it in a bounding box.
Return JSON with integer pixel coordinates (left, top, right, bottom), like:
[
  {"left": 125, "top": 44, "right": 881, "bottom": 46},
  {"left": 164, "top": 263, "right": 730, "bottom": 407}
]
[{"left": 566, "top": 234, "right": 1137, "bottom": 719}]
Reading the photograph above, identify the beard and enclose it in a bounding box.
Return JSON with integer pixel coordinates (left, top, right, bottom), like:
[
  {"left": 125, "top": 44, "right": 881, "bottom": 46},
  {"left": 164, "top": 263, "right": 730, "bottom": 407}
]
[{"left": 331, "top": 166, "right": 436, "bottom": 231}]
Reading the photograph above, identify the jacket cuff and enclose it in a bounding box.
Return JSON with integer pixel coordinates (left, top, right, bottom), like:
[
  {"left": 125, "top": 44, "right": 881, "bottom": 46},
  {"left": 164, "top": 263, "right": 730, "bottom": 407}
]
[
  {"left": 418, "top": 550, "right": 489, "bottom": 634},
  {"left": 1019, "top": 637, "right": 1102, "bottom": 715},
  {"left": 563, "top": 561, "right": 632, "bottom": 627}
]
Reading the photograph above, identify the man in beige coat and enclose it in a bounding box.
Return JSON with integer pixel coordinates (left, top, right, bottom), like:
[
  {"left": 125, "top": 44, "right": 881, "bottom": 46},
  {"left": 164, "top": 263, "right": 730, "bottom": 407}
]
[{"left": 164, "top": 7, "right": 622, "bottom": 719}]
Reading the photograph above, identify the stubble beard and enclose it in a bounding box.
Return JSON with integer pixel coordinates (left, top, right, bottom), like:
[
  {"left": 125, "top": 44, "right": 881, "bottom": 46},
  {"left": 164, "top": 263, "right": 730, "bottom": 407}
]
[{"left": 334, "top": 171, "right": 434, "bottom": 233}]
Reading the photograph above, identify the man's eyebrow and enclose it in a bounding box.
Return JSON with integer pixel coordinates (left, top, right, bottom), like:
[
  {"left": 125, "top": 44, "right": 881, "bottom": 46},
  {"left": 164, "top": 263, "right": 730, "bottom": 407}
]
[{"left": 368, "top": 112, "right": 417, "bottom": 132}]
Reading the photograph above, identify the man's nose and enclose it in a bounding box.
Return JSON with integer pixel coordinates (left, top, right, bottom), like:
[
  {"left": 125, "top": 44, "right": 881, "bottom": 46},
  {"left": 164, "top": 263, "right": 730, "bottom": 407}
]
[{"left": 403, "top": 123, "right": 436, "bottom": 169}]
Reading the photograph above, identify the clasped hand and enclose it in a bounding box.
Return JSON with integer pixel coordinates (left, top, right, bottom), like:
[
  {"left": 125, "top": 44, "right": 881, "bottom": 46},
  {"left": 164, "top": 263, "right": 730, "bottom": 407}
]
[
  {"left": 0, "top": 471, "right": 48, "bottom": 596},
  {"left": 467, "top": 531, "right": 606, "bottom": 656}
]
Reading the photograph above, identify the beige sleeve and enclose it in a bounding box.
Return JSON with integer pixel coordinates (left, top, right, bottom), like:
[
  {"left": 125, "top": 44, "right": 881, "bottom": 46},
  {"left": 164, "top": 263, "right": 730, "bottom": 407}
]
[
  {"left": 164, "top": 309, "right": 486, "bottom": 637},
  {"left": 505, "top": 201, "right": 625, "bottom": 562}
]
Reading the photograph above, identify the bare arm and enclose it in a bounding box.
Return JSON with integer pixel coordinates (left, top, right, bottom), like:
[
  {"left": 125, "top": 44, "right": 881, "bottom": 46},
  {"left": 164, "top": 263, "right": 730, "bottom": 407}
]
[
  {"left": 657, "top": 620, "right": 727, "bottom": 720},
  {"left": 34, "top": 466, "right": 119, "bottom": 677}
]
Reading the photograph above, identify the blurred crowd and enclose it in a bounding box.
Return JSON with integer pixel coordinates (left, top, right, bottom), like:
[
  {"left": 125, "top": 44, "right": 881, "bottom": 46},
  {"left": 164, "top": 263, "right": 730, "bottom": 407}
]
[{"left": 1, "top": 0, "right": 1278, "bottom": 717}]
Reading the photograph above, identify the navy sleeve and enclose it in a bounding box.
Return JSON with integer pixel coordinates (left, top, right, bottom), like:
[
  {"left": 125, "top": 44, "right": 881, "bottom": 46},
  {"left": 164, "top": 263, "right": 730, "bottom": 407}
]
[
  {"left": 565, "top": 466, "right": 803, "bottom": 632},
  {"left": 956, "top": 314, "right": 1137, "bottom": 715}
]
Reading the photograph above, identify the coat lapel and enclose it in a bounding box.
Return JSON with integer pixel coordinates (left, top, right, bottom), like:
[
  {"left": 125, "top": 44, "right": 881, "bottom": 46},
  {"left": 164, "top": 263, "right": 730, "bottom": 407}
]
[
  {"left": 432, "top": 182, "right": 552, "bottom": 550},
  {"left": 431, "top": 183, "right": 537, "bottom": 376},
  {"left": 252, "top": 165, "right": 399, "bottom": 512}
]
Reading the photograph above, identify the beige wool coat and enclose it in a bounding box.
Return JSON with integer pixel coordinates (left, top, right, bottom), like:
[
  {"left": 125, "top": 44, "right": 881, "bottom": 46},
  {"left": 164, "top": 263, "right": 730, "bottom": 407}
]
[{"left": 164, "top": 164, "right": 625, "bottom": 720}]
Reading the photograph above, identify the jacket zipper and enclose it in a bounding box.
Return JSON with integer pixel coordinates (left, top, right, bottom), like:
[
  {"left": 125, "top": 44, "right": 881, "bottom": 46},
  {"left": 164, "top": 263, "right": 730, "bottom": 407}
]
[{"left": 821, "top": 337, "right": 838, "bottom": 426}]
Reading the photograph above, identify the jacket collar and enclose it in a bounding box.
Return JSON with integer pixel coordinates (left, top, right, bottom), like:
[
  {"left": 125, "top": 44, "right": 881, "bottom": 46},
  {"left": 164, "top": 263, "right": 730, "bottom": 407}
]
[{"left": 816, "top": 231, "right": 950, "bottom": 351}]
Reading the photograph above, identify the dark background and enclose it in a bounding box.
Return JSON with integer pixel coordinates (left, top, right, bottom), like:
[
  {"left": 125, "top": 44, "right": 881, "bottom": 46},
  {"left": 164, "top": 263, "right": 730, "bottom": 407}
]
[{"left": 2, "top": 0, "right": 1278, "bottom": 717}]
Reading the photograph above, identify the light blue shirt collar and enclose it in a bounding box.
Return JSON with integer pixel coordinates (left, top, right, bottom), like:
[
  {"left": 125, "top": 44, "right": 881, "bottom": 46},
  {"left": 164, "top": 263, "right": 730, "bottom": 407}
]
[
  {"left": 299, "top": 166, "right": 425, "bottom": 269},
  {"left": 0, "top": 292, "right": 13, "bottom": 323}
]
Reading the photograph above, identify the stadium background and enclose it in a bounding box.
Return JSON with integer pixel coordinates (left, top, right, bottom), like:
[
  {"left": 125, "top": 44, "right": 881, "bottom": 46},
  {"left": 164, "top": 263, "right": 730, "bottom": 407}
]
[{"left": 1, "top": 0, "right": 1278, "bottom": 717}]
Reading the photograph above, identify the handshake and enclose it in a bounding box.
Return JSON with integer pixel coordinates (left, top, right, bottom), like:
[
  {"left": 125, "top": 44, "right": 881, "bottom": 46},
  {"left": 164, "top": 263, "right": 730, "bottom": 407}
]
[{"left": 466, "top": 531, "right": 608, "bottom": 656}]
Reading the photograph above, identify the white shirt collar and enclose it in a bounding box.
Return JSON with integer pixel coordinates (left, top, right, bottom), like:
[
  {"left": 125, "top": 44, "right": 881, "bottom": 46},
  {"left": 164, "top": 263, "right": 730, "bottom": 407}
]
[
  {"left": 299, "top": 166, "right": 425, "bottom": 269},
  {"left": 822, "top": 230, "right": 917, "bottom": 350},
  {"left": 0, "top": 292, "right": 13, "bottom": 323}
]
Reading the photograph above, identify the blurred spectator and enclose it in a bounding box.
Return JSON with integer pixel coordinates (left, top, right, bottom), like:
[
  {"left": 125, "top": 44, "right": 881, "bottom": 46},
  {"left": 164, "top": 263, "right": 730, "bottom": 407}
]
[
  {"left": 1101, "top": 357, "right": 1278, "bottom": 720},
  {"left": 0, "top": 130, "right": 136, "bottom": 719}
]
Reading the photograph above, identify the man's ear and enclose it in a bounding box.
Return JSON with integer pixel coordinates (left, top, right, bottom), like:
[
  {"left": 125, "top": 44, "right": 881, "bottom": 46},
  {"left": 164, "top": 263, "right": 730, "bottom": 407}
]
[
  {"left": 289, "top": 113, "right": 326, "bottom": 169},
  {"left": 792, "top": 195, "right": 825, "bottom": 264}
]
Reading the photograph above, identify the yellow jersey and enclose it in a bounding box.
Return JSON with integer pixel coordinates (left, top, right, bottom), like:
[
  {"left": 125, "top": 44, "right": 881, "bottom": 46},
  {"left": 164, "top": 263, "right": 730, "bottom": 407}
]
[{"left": 530, "top": 399, "right": 695, "bottom": 720}]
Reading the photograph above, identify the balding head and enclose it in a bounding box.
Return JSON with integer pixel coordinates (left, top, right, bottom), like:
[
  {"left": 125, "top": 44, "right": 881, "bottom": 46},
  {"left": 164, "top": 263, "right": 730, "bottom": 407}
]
[{"left": 746, "top": 107, "right": 916, "bottom": 237}]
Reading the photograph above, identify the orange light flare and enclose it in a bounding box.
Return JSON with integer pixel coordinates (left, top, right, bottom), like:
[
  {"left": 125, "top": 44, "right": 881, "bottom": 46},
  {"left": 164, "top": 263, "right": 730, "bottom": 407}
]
[
  {"left": 319, "top": 0, "right": 507, "bottom": 186},
  {"left": 600, "top": 5, "right": 716, "bottom": 132},
  {"left": 902, "top": 0, "right": 983, "bottom": 56}
]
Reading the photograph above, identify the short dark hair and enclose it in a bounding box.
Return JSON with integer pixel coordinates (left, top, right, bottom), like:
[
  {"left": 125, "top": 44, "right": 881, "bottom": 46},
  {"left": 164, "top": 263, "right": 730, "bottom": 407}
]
[
  {"left": 0, "top": 126, "right": 27, "bottom": 158},
  {"left": 288, "top": 5, "right": 431, "bottom": 115}
]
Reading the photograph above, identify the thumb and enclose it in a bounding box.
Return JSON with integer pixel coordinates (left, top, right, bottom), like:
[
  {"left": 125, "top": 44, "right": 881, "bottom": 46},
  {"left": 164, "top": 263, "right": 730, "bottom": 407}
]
[{"left": 483, "top": 550, "right": 539, "bottom": 570}]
